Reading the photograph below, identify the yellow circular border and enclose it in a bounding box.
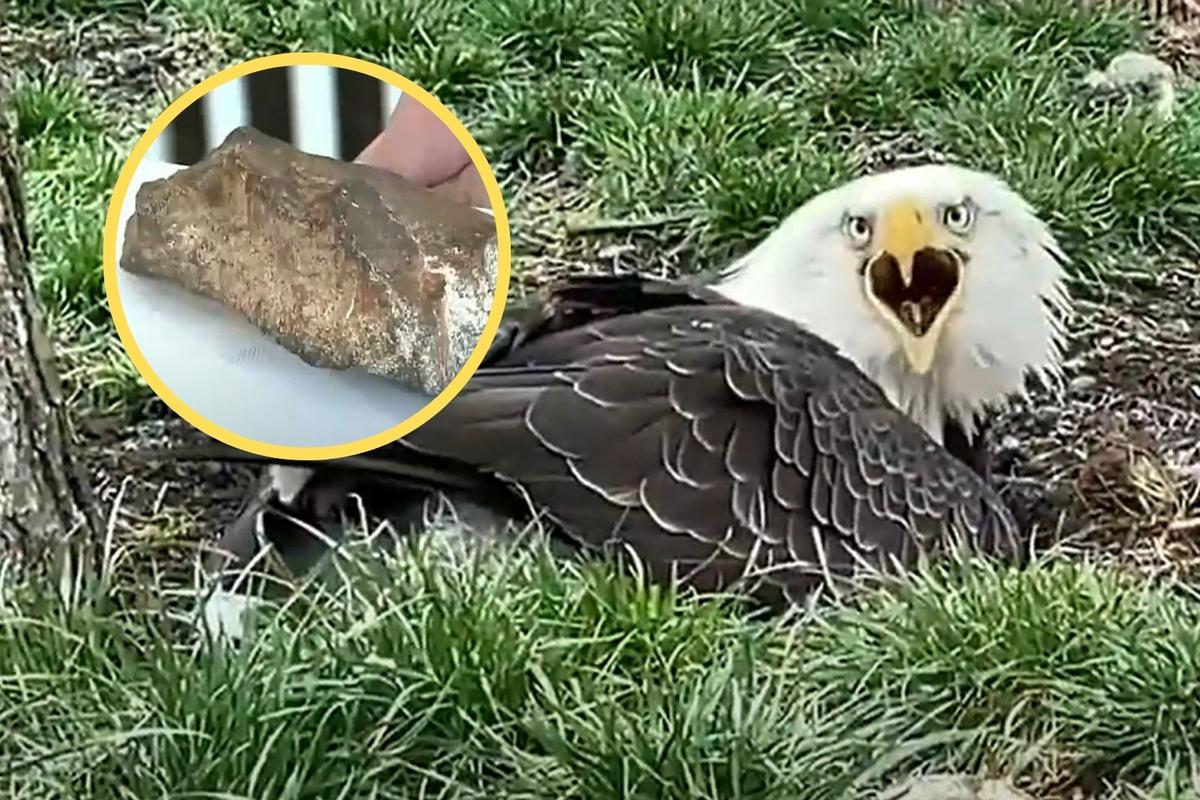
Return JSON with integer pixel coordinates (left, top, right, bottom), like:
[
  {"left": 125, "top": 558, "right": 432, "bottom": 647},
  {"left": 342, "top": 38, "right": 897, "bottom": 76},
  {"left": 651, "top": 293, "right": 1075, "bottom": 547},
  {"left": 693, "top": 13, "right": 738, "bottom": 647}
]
[{"left": 103, "top": 52, "right": 511, "bottom": 462}]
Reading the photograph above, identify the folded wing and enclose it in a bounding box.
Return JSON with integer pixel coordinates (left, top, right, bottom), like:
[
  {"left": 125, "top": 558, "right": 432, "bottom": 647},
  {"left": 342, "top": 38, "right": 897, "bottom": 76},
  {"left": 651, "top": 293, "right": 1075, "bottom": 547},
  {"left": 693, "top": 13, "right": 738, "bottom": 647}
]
[{"left": 396, "top": 297, "right": 1021, "bottom": 607}]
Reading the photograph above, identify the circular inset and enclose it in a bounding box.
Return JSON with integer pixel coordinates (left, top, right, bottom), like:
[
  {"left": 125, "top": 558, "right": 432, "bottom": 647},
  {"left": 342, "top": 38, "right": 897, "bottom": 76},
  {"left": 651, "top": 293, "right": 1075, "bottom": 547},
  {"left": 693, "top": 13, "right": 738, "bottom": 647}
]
[{"left": 103, "top": 52, "right": 510, "bottom": 460}]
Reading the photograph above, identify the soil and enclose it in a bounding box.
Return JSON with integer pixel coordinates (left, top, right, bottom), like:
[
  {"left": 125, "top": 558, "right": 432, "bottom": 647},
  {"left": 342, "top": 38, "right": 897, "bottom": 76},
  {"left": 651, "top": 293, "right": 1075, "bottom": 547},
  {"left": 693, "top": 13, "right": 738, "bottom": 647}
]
[
  {"left": 2, "top": 7, "right": 1198, "bottom": 609},
  {"left": 1, "top": 11, "right": 1197, "bottom": 800},
  {"left": 0, "top": 12, "right": 228, "bottom": 125},
  {"left": 1, "top": 11, "right": 249, "bottom": 582},
  {"left": 997, "top": 261, "right": 1200, "bottom": 580}
]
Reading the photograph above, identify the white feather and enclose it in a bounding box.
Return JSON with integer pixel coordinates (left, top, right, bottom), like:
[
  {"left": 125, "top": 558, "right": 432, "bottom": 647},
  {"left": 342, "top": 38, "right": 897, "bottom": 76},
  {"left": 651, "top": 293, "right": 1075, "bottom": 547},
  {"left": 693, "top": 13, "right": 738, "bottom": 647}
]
[
  {"left": 714, "top": 163, "right": 1070, "bottom": 444},
  {"left": 269, "top": 465, "right": 316, "bottom": 506}
]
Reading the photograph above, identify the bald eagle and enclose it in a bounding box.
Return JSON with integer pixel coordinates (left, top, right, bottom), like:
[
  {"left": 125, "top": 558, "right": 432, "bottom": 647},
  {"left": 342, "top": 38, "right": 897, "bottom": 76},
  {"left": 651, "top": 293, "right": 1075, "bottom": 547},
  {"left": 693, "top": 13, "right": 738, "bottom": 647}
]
[
  {"left": 718, "top": 163, "right": 1069, "bottom": 447},
  {"left": 169, "top": 164, "right": 1070, "bottom": 610}
]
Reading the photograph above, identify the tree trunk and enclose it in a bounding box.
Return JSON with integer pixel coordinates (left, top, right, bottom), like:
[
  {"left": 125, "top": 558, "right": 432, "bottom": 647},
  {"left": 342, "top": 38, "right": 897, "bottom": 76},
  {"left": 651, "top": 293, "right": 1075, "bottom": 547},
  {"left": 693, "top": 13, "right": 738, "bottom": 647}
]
[{"left": 0, "top": 111, "right": 99, "bottom": 568}]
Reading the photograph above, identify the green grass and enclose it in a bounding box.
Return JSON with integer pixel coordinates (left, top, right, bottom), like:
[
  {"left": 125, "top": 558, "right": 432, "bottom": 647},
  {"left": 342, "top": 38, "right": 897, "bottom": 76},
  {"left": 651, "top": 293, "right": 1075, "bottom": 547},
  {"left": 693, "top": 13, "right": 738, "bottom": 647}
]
[
  {"left": 6, "top": 0, "right": 149, "bottom": 20},
  {"left": 7, "top": 2, "right": 1200, "bottom": 794},
  {"left": 13, "top": 0, "right": 1198, "bottom": 412},
  {"left": 162, "top": 0, "right": 1194, "bottom": 274},
  {"left": 3, "top": 536, "right": 1200, "bottom": 798},
  {"left": 8, "top": 70, "right": 153, "bottom": 415},
  {"left": 478, "top": 0, "right": 610, "bottom": 72},
  {"left": 607, "top": 0, "right": 795, "bottom": 86}
]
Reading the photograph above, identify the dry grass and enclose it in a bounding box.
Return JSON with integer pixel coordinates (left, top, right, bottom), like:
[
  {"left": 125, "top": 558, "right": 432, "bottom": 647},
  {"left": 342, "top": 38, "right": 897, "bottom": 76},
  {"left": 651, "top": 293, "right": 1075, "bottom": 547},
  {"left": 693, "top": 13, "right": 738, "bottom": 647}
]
[
  {"left": 995, "top": 259, "right": 1200, "bottom": 583},
  {"left": 4, "top": 3, "right": 1200, "bottom": 797},
  {"left": 5, "top": 485, "right": 1200, "bottom": 799}
]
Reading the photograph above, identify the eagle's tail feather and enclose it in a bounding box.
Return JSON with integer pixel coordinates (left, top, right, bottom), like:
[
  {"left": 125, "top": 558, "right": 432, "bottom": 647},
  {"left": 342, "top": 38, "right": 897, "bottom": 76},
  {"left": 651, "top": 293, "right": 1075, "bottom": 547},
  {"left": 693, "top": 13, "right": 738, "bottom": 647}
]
[
  {"left": 132, "top": 443, "right": 489, "bottom": 493},
  {"left": 137, "top": 442, "right": 525, "bottom": 588}
]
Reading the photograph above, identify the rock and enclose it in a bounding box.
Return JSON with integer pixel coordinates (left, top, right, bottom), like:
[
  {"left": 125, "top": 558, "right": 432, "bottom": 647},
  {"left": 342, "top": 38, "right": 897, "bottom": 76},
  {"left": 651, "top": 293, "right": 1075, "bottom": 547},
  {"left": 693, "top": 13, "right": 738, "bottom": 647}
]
[
  {"left": 121, "top": 126, "right": 499, "bottom": 395},
  {"left": 1068, "top": 375, "right": 1097, "bottom": 392},
  {"left": 1082, "top": 51, "right": 1176, "bottom": 120},
  {"left": 1084, "top": 51, "right": 1174, "bottom": 92},
  {"left": 879, "top": 774, "right": 1034, "bottom": 800}
]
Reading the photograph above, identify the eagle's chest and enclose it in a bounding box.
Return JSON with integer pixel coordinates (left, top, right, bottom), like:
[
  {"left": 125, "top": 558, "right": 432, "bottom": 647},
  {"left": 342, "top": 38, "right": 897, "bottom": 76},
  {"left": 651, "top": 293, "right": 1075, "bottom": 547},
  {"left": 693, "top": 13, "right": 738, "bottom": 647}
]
[{"left": 863, "top": 359, "right": 950, "bottom": 444}]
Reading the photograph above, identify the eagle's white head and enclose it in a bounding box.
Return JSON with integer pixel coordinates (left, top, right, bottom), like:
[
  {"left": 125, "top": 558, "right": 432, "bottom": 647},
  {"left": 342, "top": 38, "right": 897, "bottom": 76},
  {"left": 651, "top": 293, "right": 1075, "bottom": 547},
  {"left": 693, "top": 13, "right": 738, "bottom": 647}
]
[{"left": 714, "top": 163, "right": 1071, "bottom": 444}]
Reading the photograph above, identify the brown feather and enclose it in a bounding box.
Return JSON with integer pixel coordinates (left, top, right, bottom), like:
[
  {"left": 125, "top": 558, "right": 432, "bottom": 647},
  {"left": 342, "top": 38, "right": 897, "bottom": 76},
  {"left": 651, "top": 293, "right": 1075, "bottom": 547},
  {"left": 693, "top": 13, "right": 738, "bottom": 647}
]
[{"left": 167, "top": 275, "right": 1021, "bottom": 610}]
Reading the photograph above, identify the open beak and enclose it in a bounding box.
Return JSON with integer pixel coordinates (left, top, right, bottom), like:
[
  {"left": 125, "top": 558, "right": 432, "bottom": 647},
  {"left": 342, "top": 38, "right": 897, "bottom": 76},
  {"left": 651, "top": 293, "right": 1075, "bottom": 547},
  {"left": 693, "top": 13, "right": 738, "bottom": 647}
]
[{"left": 863, "top": 198, "right": 964, "bottom": 375}]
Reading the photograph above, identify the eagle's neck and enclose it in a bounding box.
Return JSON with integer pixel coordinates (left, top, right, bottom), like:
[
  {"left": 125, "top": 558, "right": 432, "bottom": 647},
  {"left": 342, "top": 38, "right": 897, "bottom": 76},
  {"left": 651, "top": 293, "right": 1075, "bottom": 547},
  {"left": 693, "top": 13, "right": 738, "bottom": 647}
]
[
  {"left": 711, "top": 270, "right": 977, "bottom": 447},
  {"left": 863, "top": 357, "right": 968, "bottom": 446}
]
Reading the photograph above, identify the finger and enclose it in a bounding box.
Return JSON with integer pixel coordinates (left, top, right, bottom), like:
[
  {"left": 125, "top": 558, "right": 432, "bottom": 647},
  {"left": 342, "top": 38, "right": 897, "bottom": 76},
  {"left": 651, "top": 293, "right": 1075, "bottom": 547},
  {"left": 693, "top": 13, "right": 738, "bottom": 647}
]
[
  {"left": 355, "top": 95, "right": 472, "bottom": 188},
  {"left": 430, "top": 163, "right": 491, "bottom": 209}
]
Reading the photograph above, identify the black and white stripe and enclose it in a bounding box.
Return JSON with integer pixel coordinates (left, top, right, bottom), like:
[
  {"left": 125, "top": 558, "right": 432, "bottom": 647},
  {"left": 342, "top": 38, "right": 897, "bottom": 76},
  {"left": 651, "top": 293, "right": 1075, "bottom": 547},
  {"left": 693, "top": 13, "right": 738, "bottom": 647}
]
[
  {"left": 156, "top": 65, "right": 403, "bottom": 166},
  {"left": 1129, "top": 0, "right": 1200, "bottom": 23},
  {"left": 1068, "top": 0, "right": 1198, "bottom": 23}
]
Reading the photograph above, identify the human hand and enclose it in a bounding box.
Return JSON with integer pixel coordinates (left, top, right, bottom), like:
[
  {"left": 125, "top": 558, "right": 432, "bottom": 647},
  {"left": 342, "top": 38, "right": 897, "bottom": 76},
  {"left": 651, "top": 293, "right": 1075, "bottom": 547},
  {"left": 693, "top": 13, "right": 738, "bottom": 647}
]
[{"left": 356, "top": 94, "right": 489, "bottom": 208}]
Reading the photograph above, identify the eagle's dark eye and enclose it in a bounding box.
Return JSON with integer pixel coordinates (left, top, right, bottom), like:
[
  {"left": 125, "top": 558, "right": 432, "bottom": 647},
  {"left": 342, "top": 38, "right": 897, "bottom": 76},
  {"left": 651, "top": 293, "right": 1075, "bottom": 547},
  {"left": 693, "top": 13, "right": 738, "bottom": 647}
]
[
  {"left": 942, "top": 200, "right": 974, "bottom": 234},
  {"left": 844, "top": 214, "right": 872, "bottom": 247}
]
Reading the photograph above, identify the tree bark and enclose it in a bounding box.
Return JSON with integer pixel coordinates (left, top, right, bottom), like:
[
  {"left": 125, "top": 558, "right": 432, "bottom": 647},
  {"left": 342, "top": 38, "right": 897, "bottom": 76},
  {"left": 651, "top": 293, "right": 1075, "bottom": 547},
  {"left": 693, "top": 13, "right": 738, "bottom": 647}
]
[{"left": 0, "top": 111, "right": 99, "bottom": 567}]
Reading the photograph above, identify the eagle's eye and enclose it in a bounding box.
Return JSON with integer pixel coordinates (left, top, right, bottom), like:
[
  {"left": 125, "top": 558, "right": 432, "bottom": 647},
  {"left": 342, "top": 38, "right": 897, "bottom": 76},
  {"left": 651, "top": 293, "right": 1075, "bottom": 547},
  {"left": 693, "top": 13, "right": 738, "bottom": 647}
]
[
  {"left": 843, "top": 214, "right": 873, "bottom": 248},
  {"left": 941, "top": 200, "right": 975, "bottom": 235}
]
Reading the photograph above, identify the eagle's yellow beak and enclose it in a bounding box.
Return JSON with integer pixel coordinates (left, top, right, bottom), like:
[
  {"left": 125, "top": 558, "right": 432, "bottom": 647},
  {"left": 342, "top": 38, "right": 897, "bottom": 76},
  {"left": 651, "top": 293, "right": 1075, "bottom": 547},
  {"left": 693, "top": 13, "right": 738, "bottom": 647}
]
[{"left": 863, "top": 198, "right": 964, "bottom": 375}]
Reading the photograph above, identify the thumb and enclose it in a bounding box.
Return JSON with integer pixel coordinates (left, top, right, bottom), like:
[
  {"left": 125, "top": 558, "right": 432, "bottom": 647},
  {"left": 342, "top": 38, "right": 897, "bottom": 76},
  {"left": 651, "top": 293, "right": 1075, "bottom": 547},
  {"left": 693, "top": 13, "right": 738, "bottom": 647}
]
[{"left": 356, "top": 94, "right": 472, "bottom": 188}]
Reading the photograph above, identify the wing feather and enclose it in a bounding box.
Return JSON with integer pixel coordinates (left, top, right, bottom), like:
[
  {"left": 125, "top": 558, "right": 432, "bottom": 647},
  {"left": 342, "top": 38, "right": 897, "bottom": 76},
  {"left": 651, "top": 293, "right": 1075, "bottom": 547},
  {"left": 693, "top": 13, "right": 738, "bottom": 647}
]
[{"left": 398, "top": 299, "right": 1021, "bottom": 607}]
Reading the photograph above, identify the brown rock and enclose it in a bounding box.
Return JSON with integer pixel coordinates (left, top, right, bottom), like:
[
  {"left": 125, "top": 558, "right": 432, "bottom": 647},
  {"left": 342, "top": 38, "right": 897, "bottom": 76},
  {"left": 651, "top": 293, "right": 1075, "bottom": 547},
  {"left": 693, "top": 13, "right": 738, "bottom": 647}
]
[{"left": 120, "top": 126, "right": 499, "bottom": 395}]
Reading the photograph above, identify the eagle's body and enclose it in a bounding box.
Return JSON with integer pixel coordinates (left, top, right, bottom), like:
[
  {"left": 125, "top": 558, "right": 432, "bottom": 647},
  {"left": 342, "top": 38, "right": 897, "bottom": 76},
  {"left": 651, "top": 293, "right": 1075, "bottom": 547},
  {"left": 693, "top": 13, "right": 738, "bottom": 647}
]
[{"left": 171, "top": 164, "right": 1069, "bottom": 611}]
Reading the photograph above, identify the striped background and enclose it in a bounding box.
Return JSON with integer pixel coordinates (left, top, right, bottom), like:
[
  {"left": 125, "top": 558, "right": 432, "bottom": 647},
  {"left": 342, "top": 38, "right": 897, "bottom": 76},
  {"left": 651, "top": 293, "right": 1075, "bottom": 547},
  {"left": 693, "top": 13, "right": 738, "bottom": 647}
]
[
  {"left": 922, "top": 0, "right": 1199, "bottom": 23},
  {"left": 152, "top": 65, "right": 403, "bottom": 166},
  {"left": 1113, "top": 0, "right": 1200, "bottom": 22}
]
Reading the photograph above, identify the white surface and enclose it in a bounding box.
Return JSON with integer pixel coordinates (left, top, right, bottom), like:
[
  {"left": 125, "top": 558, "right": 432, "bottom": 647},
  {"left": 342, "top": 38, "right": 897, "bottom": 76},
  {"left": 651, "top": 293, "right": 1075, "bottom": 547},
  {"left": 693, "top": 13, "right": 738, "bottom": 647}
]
[
  {"left": 204, "top": 77, "right": 249, "bottom": 150},
  {"left": 202, "top": 587, "right": 260, "bottom": 642},
  {"left": 147, "top": 126, "right": 171, "bottom": 163},
  {"left": 290, "top": 66, "right": 340, "bottom": 158},
  {"left": 115, "top": 158, "right": 436, "bottom": 449},
  {"left": 384, "top": 85, "right": 403, "bottom": 123}
]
